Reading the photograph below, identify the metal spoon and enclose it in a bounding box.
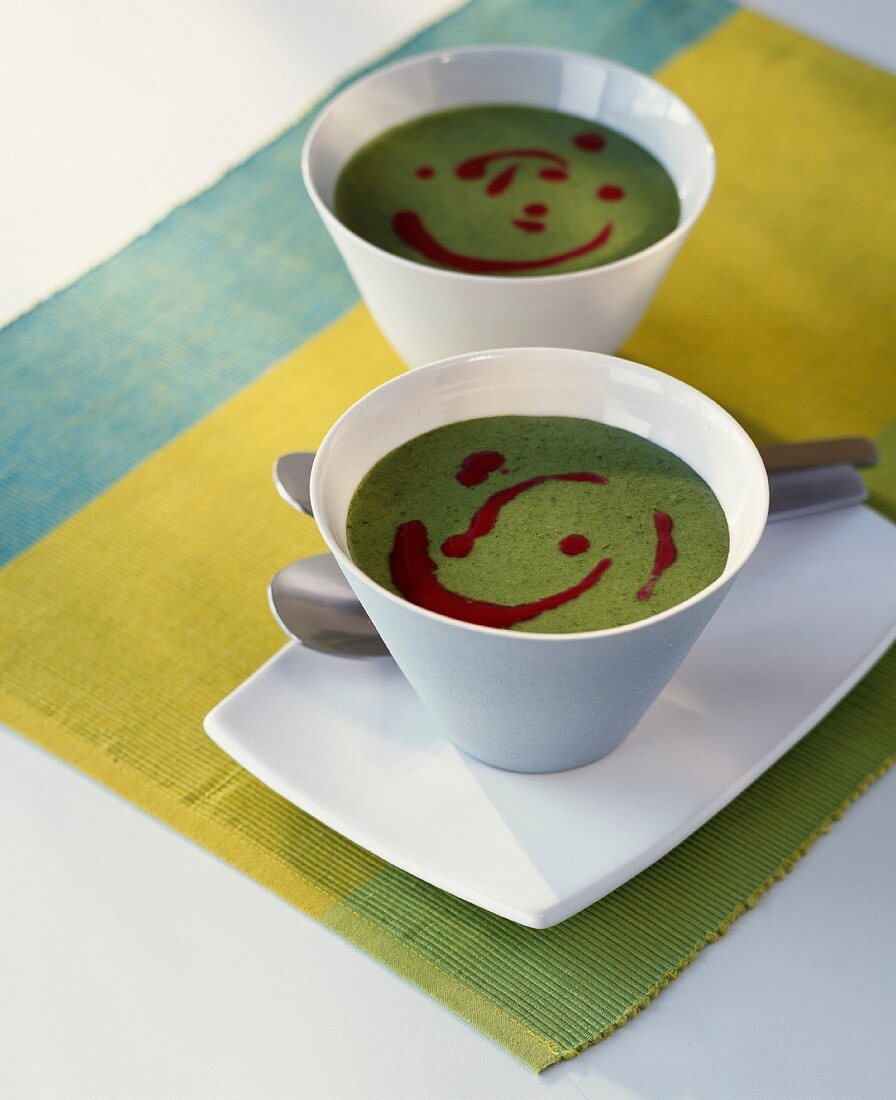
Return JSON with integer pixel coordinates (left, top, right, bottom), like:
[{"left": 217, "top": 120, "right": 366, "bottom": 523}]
[
  {"left": 271, "top": 451, "right": 390, "bottom": 653},
  {"left": 274, "top": 452, "right": 314, "bottom": 516},
  {"left": 270, "top": 443, "right": 871, "bottom": 657},
  {"left": 268, "top": 553, "right": 389, "bottom": 657},
  {"left": 758, "top": 436, "right": 877, "bottom": 472}
]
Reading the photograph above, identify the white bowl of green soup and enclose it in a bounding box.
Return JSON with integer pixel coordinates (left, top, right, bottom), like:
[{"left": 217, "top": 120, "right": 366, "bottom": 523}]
[
  {"left": 302, "top": 46, "right": 714, "bottom": 365},
  {"left": 310, "top": 348, "right": 768, "bottom": 773}
]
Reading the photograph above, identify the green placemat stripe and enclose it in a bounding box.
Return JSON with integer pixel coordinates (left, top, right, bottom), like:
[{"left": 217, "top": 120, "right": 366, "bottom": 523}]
[{"left": 339, "top": 638, "right": 895, "bottom": 1059}]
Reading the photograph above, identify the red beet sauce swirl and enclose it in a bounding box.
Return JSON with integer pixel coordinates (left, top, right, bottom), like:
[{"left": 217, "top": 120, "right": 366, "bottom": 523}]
[
  {"left": 393, "top": 134, "right": 622, "bottom": 274},
  {"left": 387, "top": 451, "right": 677, "bottom": 629}
]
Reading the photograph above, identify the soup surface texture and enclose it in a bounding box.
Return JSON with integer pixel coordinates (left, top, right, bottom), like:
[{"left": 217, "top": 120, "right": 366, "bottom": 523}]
[
  {"left": 346, "top": 415, "right": 729, "bottom": 633},
  {"left": 334, "top": 105, "right": 680, "bottom": 276}
]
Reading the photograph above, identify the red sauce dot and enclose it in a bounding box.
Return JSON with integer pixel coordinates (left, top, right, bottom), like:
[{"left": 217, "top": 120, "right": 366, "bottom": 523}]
[
  {"left": 455, "top": 450, "right": 505, "bottom": 487},
  {"left": 559, "top": 534, "right": 591, "bottom": 556},
  {"left": 415, "top": 166, "right": 435, "bottom": 179},
  {"left": 457, "top": 467, "right": 488, "bottom": 486},
  {"left": 539, "top": 168, "right": 568, "bottom": 182},
  {"left": 598, "top": 184, "right": 625, "bottom": 201},
  {"left": 512, "top": 219, "right": 546, "bottom": 233},
  {"left": 524, "top": 203, "right": 548, "bottom": 216},
  {"left": 441, "top": 533, "right": 475, "bottom": 558},
  {"left": 574, "top": 132, "right": 605, "bottom": 152}
]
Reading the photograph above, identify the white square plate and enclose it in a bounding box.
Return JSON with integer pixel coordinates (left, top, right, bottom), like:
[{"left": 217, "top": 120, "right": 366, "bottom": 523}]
[{"left": 205, "top": 506, "right": 896, "bottom": 927}]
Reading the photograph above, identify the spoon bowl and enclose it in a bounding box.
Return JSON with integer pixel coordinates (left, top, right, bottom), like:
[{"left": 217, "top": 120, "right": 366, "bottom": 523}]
[
  {"left": 268, "top": 554, "right": 389, "bottom": 657},
  {"left": 274, "top": 452, "right": 315, "bottom": 516}
]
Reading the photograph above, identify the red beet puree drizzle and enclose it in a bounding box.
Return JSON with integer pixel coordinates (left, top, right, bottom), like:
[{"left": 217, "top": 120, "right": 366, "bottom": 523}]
[
  {"left": 485, "top": 164, "right": 519, "bottom": 196},
  {"left": 389, "top": 521, "right": 612, "bottom": 629},
  {"left": 637, "top": 511, "right": 677, "bottom": 601},
  {"left": 559, "top": 534, "right": 590, "bottom": 556},
  {"left": 391, "top": 211, "right": 613, "bottom": 275},
  {"left": 512, "top": 219, "right": 546, "bottom": 233},
  {"left": 441, "top": 472, "right": 608, "bottom": 558},
  {"left": 384, "top": 451, "right": 678, "bottom": 629},
  {"left": 455, "top": 450, "right": 505, "bottom": 487},
  {"left": 455, "top": 148, "right": 567, "bottom": 179},
  {"left": 574, "top": 131, "right": 606, "bottom": 151}
]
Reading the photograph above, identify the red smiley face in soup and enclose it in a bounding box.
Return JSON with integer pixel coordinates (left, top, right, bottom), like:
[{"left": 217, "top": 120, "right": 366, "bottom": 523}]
[
  {"left": 334, "top": 106, "right": 681, "bottom": 277},
  {"left": 393, "top": 131, "right": 625, "bottom": 274},
  {"left": 388, "top": 450, "right": 677, "bottom": 629}
]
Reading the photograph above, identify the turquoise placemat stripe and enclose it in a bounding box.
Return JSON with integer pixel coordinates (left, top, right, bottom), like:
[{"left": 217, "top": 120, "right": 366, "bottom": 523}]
[{"left": 0, "top": 0, "right": 734, "bottom": 567}]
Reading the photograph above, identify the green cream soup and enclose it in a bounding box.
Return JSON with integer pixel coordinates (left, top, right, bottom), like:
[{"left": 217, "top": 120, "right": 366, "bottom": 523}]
[
  {"left": 346, "top": 416, "right": 729, "bottom": 634},
  {"left": 334, "top": 105, "right": 680, "bottom": 276}
]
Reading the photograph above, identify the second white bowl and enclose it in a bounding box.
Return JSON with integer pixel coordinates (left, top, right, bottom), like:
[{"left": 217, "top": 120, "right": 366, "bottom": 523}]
[{"left": 303, "top": 46, "right": 715, "bottom": 365}]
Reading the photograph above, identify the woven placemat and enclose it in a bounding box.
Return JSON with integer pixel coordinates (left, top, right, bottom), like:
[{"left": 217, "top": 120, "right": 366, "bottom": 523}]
[{"left": 1, "top": 0, "right": 894, "bottom": 1070}]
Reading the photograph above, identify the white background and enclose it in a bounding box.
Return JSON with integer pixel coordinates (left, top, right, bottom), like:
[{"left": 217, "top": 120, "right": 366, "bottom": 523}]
[
  {"left": 2, "top": 2, "right": 895, "bottom": 1097},
  {"left": 2, "top": 0, "right": 896, "bottom": 325}
]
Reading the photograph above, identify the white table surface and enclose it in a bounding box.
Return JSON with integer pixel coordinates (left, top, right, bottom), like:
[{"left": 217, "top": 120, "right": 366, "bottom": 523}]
[{"left": 2, "top": 2, "right": 894, "bottom": 1096}]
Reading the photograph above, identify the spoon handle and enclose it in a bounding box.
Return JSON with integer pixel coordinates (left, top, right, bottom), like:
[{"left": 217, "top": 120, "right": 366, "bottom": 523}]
[
  {"left": 767, "top": 464, "right": 866, "bottom": 522},
  {"left": 758, "top": 436, "right": 877, "bottom": 472}
]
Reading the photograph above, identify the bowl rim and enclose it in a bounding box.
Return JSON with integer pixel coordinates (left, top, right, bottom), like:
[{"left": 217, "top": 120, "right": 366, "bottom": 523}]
[
  {"left": 301, "top": 43, "right": 716, "bottom": 286},
  {"left": 309, "top": 347, "right": 770, "bottom": 643}
]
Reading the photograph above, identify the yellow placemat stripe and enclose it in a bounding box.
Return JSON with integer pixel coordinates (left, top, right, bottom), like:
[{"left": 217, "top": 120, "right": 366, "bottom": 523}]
[
  {"left": 626, "top": 10, "right": 896, "bottom": 441},
  {"left": 0, "top": 308, "right": 402, "bottom": 907}
]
